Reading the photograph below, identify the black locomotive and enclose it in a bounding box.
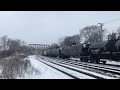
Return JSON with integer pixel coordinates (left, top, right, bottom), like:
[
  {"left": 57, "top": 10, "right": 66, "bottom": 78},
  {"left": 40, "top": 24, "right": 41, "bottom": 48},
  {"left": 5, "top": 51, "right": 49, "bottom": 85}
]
[{"left": 42, "top": 33, "right": 120, "bottom": 64}]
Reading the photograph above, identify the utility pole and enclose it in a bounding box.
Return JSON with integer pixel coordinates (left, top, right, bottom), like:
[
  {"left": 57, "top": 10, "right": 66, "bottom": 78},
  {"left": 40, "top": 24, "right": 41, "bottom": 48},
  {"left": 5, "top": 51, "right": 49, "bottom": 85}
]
[
  {"left": 98, "top": 23, "right": 104, "bottom": 30},
  {"left": 98, "top": 23, "right": 104, "bottom": 41}
]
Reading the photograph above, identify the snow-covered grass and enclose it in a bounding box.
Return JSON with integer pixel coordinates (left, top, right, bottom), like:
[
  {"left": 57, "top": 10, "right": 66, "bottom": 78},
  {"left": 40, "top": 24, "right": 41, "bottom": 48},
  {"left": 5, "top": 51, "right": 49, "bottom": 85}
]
[
  {"left": 0, "top": 55, "right": 30, "bottom": 79},
  {"left": 18, "top": 55, "right": 73, "bottom": 79}
]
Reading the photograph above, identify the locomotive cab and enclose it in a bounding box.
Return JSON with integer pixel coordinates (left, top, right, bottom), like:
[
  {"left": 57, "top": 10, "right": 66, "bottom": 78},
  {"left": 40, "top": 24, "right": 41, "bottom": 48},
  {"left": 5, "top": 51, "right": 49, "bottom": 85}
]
[
  {"left": 107, "top": 33, "right": 120, "bottom": 61},
  {"left": 82, "top": 43, "right": 90, "bottom": 56},
  {"left": 80, "top": 43, "right": 91, "bottom": 62}
]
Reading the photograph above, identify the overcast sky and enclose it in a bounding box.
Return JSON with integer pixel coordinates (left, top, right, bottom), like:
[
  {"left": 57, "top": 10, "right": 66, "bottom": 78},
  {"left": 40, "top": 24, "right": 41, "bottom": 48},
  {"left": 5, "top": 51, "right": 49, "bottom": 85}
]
[{"left": 0, "top": 11, "right": 120, "bottom": 45}]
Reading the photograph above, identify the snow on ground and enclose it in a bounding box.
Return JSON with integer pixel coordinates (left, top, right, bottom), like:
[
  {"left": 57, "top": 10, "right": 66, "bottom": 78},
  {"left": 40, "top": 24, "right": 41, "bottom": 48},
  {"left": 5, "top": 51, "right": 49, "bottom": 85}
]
[
  {"left": 71, "top": 58, "right": 80, "bottom": 61},
  {"left": 36, "top": 58, "right": 96, "bottom": 79},
  {"left": 40, "top": 57, "right": 116, "bottom": 79},
  {"left": 106, "top": 60, "right": 120, "bottom": 65},
  {"left": 17, "top": 55, "right": 73, "bottom": 79}
]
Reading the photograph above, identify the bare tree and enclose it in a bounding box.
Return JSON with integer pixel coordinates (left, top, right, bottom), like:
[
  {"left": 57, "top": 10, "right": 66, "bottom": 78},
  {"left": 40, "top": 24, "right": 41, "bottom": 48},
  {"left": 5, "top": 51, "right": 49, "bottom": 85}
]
[
  {"left": 6, "top": 38, "right": 30, "bottom": 56},
  {"left": 58, "top": 36, "right": 66, "bottom": 47},
  {"left": 71, "top": 34, "right": 81, "bottom": 44},
  {"left": 108, "top": 32, "right": 118, "bottom": 41},
  {"left": 50, "top": 43, "right": 59, "bottom": 49},
  {"left": 0, "top": 35, "right": 9, "bottom": 57},
  {"left": 116, "top": 26, "right": 120, "bottom": 39},
  {"left": 7, "top": 39, "right": 20, "bottom": 54},
  {"left": 80, "top": 25, "right": 105, "bottom": 43},
  {"left": 59, "top": 34, "right": 81, "bottom": 47},
  {"left": 116, "top": 26, "right": 120, "bottom": 35}
]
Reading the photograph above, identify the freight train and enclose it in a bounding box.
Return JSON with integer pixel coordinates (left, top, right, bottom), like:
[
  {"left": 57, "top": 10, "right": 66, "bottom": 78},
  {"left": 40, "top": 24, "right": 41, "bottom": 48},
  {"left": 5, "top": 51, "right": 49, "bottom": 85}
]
[{"left": 42, "top": 33, "right": 120, "bottom": 64}]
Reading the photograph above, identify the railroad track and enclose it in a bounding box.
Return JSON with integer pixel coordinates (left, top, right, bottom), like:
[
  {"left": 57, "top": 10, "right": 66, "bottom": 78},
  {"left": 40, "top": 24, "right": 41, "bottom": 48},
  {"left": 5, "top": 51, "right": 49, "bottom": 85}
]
[
  {"left": 50, "top": 57, "right": 120, "bottom": 68},
  {"left": 36, "top": 58, "right": 97, "bottom": 79},
  {"left": 37, "top": 60, "right": 80, "bottom": 79},
  {"left": 105, "top": 63, "right": 120, "bottom": 67},
  {"left": 70, "top": 58, "right": 120, "bottom": 68},
  {"left": 56, "top": 59, "right": 120, "bottom": 75},
  {"left": 53, "top": 59, "right": 120, "bottom": 72},
  {"left": 45, "top": 56, "right": 120, "bottom": 71},
  {"left": 36, "top": 56, "right": 116, "bottom": 79},
  {"left": 39, "top": 56, "right": 120, "bottom": 78}
]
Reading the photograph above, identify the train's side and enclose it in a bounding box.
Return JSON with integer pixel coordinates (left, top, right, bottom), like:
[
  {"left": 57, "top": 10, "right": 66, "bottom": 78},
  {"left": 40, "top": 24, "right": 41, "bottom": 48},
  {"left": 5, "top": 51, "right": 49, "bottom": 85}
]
[
  {"left": 88, "top": 41, "right": 109, "bottom": 63},
  {"left": 42, "top": 45, "right": 83, "bottom": 59},
  {"left": 60, "top": 46, "right": 71, "bottom": 58},
  {"left": 110, "top": 39, "right": 120, "bottom": 61},
  {"left": 51, "top": 48, "right": 59, "bottom": 57},
  {"left": 59, "top": 44, "right": 83, "bottom": 59},
  {"left": 88, "top": 39, "right": 120, "bottom": 63},
  {"left": 42, "top": 38, "right": 120, "bottom": 64},
  {"left": 43, "top": 50, "right": 51, "bottom": 56},
  {"left": 42, "top": 48, "right": 60, "bottom": 57}
]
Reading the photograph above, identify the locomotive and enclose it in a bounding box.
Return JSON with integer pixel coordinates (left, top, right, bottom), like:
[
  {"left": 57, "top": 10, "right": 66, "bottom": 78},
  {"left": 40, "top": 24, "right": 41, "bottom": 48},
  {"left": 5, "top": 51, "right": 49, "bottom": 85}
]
[{"left": 42, "top": 33, "right": 120, "bottom": 64}]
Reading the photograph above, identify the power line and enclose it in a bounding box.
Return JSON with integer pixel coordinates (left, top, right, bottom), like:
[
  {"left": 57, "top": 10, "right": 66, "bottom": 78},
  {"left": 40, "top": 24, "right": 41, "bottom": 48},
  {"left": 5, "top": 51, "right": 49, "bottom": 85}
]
[
  {"left": 97, "top": 18, "right": 120, "bottom": 30},
  {"left": 98, "top": 23, "right": 104, "bottom": 30},
  {"left": 103, "top": 18, "right": 120, "bottom": 24}
]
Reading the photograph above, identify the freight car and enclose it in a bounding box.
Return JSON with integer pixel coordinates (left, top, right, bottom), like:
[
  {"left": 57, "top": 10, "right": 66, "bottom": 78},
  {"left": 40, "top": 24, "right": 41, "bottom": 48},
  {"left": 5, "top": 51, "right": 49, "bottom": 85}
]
[
  {"left": 88, "top": 33, "right": 120, "bottom": 64},
  {"left": 42, "top": 33, "right": 120, "bottom": 64},
  {"left": 51, "top": 48, "right": 59, "bottom": 57}
]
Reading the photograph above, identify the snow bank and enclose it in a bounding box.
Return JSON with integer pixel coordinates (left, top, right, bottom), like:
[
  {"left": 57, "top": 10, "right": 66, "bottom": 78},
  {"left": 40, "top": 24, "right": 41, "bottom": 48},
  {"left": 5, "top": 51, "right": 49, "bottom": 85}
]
[
  {"left": 106, "top": 60, "right": 120, "bottom": 65},
  {"left": 18, "top": 55, "right": 73, "bottom": 79}
]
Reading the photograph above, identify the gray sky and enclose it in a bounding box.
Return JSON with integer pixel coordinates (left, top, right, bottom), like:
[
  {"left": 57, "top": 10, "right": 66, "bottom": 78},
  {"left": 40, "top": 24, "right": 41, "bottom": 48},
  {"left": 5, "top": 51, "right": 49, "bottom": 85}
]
[{"left": 0, "top": 11, "right": 120, "bottom": 45}]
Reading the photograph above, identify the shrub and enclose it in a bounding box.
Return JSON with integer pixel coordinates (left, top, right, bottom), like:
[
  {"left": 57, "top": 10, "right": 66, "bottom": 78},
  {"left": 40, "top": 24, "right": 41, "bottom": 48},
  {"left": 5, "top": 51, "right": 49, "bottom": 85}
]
[{"left": 0, "top": 56, "right": 31, "bottom": 79}]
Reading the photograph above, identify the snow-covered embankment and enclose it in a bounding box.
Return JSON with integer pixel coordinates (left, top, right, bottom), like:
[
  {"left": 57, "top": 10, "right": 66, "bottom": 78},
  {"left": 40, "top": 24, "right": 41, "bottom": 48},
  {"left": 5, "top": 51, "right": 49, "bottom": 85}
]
[{"left": 18, "top": 55, "right": 73, "bottom": 79}]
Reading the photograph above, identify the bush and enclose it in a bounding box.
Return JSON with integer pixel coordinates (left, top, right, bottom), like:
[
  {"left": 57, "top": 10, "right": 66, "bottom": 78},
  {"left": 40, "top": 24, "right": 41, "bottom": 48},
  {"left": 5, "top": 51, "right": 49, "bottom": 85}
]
[{"left": 0, "top": 56, "right": 31, "bottom": 79}]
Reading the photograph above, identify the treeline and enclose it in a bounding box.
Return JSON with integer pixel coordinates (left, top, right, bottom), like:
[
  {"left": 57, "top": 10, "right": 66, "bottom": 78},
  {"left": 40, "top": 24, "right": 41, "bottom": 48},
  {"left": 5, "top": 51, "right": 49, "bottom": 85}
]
[
  {"left": 0, "top": 35, "right": 32, "bottom": 79},
  {"left": 50, "top": 25, "right": 120, "bottom": 49},
  {"left": 0, "top": 35, "right": 31, "bottom": 58}
]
